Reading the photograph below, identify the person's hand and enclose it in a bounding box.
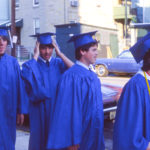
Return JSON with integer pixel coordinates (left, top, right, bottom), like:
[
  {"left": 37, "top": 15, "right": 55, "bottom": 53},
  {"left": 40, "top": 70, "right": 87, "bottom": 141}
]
[
  {"left": 17, "top": 114, "right": 24, "bottom": 126},
  {"left": 33, "top": 41, "right": 40, "bottom": 61},
  {"left": 52, "top": 38, "right": 61, "bottom": 56},
  {"left": 146, "top": 142, "right": 150, "bottom": 150},
  {"left": 52, "top": 36, "right": 74, "bottom": 68},
  {"left": 67, "top": 144, "right": 79, "bottom": 150}
]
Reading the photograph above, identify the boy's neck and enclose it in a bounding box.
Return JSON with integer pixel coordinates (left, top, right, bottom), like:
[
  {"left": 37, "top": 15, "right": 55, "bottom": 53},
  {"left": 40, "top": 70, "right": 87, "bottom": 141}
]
[{"left": 79, "top": 58, "right": 90, "bottom": 67}]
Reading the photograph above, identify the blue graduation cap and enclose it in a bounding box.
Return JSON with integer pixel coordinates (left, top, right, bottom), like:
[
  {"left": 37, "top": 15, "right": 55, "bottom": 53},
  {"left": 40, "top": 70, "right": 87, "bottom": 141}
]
[
  {"left": 30, "top": 32, "right": 55, "bottom": 45},
  {"left": 129, "top": 32, "right": 150, "bottom": 63},
  {"left": 68, "top": 31, "right": 98, "bottom": 49},
  {"left": 0, "top": 27, "right": 9, "bottom": 37}
]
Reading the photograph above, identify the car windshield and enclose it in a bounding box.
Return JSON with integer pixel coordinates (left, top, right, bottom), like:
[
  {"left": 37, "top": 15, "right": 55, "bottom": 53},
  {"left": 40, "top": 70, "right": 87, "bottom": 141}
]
[{"left": 118, "top": 51, "right": 133, "bottom": 58}]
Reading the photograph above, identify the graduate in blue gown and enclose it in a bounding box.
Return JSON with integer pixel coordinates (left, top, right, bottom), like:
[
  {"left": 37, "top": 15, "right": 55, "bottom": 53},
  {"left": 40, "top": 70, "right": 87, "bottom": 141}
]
[
  {"left": 113, "top": 32, "right": 150, "bottom": 150},
  {"left": 21, "top": 32, "right": 73, "bottom": 150},
  {"left": 47, "top": 31, "right": 105, "bottom": 150},
  {"left": 0, "top": 27, "right": 27, "bottom": 150}
]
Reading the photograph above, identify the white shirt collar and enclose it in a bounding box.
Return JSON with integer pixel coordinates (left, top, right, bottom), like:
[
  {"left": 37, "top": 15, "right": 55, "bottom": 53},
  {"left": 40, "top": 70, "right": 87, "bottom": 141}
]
[
  {"left": 137, "top": 69, "right": 150, "bottom": 80},
  {"left": 76, "top": 61, "right": 90, "bottom": 70},
  {"left": 38, "top": 56, "right": 52, "bottom": 63}
]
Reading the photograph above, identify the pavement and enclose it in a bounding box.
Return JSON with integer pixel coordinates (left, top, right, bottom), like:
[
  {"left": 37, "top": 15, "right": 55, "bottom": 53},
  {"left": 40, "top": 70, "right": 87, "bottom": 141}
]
[
  {"left": 15, "top": 128, "right": 113, "bottom": 150},
  {"left": 15, "top": 130, "right": 29, "bottom": 150}
]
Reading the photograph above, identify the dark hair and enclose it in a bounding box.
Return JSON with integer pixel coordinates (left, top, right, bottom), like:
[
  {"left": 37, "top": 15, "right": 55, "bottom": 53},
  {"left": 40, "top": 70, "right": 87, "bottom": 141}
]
[
  {"left": 39, "top": 44, "right": 54, "bottom": 50},
  {"left": 0, "top": 36, "right": 9, "bottom": 44},
  {"left": 75, "top": 42, "right": 98, "bottom": 60},
  {"left": 141, "top": 49, "right": 150, "bottom": 71}
]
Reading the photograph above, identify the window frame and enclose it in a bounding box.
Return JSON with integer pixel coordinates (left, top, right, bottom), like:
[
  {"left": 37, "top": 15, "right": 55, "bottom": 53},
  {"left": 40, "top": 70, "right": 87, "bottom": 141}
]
[
  {"left": 33, "top": 18, "right": 40, "bottom": 34},
  {"left": 33, "top": 0, "right": 39, "bottom": 7},
  {"left": 15, "top": 0, "right": 19, "bottom": 8},
  {"left": 70, "top": 0, "right": 78, "bottom": 7}
]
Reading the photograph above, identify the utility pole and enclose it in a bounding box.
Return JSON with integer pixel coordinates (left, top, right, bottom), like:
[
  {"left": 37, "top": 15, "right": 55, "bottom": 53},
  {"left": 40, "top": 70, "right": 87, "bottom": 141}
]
[
  {"left": 124, "top": 0, "right": 127, "bottom": 46},
  {"left": 11, "top": 0, "right": 16, "bottom": 57},
  {"left": 64, "top": 0, "right": 66, "bottom": 23}
]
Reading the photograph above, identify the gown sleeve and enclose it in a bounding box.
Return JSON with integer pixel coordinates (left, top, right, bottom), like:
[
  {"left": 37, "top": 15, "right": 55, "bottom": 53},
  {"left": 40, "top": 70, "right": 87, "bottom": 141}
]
[
  {"left": 13, "top": 60, "right": 28, "bottom": 114},
  {"left": 21, "top": 59, "right": 51, "bottom": 103},
  {"left": 57, "top": 58, "right": 68, "bottom": 73},
  {"left": 113, "top": 79, "right": 149, "bottom": 150}
]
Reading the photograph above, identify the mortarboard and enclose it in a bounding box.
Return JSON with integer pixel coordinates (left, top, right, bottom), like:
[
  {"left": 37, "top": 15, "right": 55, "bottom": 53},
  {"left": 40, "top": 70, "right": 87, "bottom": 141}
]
[
  {"left": 0, "top": 27, "right": 9, "bottom": 37},
  {"left": 30, "top": 32, "right": 55, "bottom": 45},
  {"left": 68, "top": 31, "right": 98, "bottom": 49},
  {"left": 129, "top": 32, "right": 150, "bottom": 63}
]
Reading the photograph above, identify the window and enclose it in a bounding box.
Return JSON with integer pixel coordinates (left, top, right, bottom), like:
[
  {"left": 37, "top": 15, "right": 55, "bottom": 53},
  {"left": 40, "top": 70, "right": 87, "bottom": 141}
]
[
  {"left": 70, "top": 0, "right": 78, "bottom": 7},
  {"left": 33, "top": 19, "right": 40, "bottom": 34},
  {"left": 118, "top": 51, "right": 133, "bottom": 58},
  {"left": 96, "top": 0, "right": 101, "bottom": 7},
  {"left": 69, "top": 20, "right": 77, "bottom": 23},
  {"left": 16, "top": 0, "right": 19, "bottom": 7},
  {"left": 33, "top": 0, "right": 39, "bottom": 6}
]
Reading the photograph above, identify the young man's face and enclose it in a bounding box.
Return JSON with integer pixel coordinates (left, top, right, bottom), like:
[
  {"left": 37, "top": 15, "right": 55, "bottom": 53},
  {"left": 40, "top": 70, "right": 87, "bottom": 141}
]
[
  {"left": 81, "top": 44, "right": 98, "bottom": 65},
  {"left": 0, "top": 36, "right": 8, "bottom": 55},
  {"left": 39, "top": 45, "right": 53, "bottom": 60}
]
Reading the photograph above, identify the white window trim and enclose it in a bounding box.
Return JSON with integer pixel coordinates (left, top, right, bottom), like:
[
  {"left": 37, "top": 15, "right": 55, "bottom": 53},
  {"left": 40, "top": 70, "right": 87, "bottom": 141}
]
[
  {"left": 70, "top": 0, "right": 78, "bottom": 7},
  {"left": 15, "top": 0, "right": 19, "bottom": 8},
  {"left": 33, "top": 0, "right": 39, "bottom": 7}
]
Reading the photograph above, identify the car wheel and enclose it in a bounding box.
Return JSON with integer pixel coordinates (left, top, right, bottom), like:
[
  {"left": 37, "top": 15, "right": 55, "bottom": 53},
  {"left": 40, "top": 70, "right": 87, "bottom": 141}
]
[{"left": 96, "top": 65, "right": 108, "bottom": 77}]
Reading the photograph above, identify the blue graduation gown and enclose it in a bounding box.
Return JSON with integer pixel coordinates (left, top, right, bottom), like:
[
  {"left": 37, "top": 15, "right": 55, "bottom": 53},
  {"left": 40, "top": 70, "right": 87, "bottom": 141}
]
[
  {"left": 0, "top": 54, "right": 27, "bottom": 150},
  {"left": 113, "top": 73, "right": 150, "bottom": 150},
  {"left": 21, "top": 57, "right": 66, "bottom": 150},
  {"left": 47, "top": 64, "right": 105, "bottom": 150}
]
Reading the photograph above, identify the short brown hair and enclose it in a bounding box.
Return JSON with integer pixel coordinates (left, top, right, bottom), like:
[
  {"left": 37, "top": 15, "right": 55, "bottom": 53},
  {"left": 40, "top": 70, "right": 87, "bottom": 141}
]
[
  {"left": 39, "top": 44, "right": 54, "bottom": 50},
  {"left": 75, "top": 42, "right": 98, "bottom": 60},
  {"left": 0, "top": 36, "right": 9, "bottom": 44}
]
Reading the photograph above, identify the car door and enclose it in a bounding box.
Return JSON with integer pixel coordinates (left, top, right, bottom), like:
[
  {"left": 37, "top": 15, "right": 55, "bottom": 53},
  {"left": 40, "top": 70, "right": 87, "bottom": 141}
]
[{"left": 108, "top": 57, "right": 130, "bottom": 73}]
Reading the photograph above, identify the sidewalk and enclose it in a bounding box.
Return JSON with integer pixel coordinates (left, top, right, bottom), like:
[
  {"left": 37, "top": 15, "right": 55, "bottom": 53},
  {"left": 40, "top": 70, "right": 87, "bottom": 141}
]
[{"left": 15, "top": 130, "right": 29, "bottom": 150}]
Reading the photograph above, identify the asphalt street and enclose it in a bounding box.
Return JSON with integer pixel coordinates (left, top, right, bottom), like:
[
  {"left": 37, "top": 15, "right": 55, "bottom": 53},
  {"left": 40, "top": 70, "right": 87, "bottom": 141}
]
[{"left": 16, "top": 130, "right": 29, "bottom": 150}]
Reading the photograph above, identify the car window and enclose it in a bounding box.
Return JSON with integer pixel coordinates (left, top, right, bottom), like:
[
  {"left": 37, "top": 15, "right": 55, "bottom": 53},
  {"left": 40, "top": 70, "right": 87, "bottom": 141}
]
[{"left": 118, "top": 51, "right": 133, "bottom": 58}]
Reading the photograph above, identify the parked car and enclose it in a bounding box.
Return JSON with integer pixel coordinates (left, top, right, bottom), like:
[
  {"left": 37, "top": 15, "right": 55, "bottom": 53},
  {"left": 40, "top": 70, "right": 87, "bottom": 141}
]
[
  {"left": 101, "top": 83, "right": 122, "bottom": 120},
  {"left": 95, "top": 50, "right": 142, "bottom": 77}
]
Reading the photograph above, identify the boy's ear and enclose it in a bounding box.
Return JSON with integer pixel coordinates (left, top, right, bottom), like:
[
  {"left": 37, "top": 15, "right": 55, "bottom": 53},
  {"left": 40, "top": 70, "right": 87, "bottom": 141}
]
[{"left": 80, "top": 49, "right": 86, "bottom": 56}]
